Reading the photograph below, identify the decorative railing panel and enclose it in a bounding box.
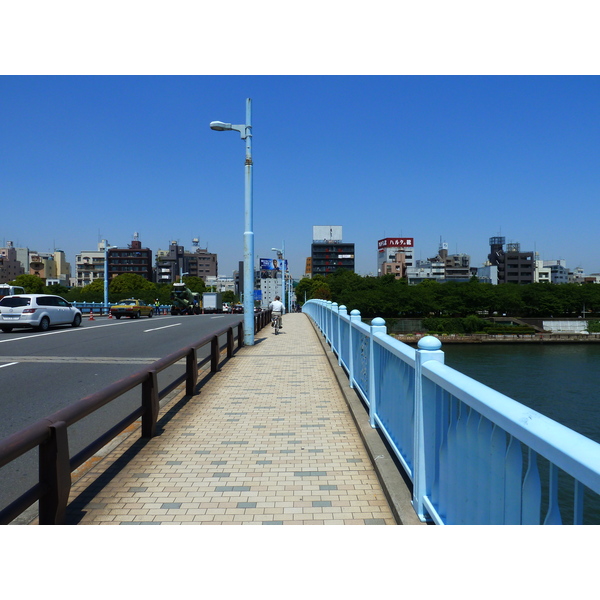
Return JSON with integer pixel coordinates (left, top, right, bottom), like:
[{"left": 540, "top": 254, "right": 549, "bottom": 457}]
[{"left": 303, "top": 299, "right": 600, "bottom": 525}]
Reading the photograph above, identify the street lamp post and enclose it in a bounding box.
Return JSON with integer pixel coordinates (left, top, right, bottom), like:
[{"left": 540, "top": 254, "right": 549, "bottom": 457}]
[
  {"left": 103, "top": 240, "right": 116, "bottom": 315},
  {"left": 210, "top": 98, "right": 254, "bottom": 345},
  {"left": 271, "top": 243, "right": 285, "bottom": 311}
]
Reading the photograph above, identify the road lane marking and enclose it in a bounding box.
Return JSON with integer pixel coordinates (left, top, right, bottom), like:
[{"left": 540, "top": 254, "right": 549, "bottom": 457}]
[
  {"left": 0, "top": 317, "right": 180, "bottom": 344},
  {"left": 0, "top": 356, "right": 164, "bottom": 364},
  {"left": 144, "top": 324, "right": 181, "bottom": 333},
  {"left": 0, "top": 362, "right": 18, "bottom": 369}
]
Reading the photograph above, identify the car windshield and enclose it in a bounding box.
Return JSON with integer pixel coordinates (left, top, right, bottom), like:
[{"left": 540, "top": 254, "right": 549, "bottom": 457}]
[
  {"left": 0, "top": 297, "right": 31, "bottom": 308},
  {"left": 119, "top": 300, "right": 135, "bottom": 305}
]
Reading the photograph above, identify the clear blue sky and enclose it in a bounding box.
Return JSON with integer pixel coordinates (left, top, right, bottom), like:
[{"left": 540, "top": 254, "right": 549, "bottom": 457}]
[
  {"left": 2, "top": 2, "right": 599, "bottom": 281},
  {"left": 0, "top": 76, "right": 600, "bottom": 276},
  {"left": 2, "top": 75, "right": 599, "bottom": 279}
]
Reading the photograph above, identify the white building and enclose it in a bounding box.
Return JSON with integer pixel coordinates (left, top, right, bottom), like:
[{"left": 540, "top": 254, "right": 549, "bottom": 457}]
[
  {"left": 75, "top": 242, "right": 107, "bottom": 287},
  {"left": 205, "top": 276, "right": 235, "bottom": 293},
  {"left": 406, "top": 259, "right": 445, "bottom": 284},
  {"left": 476, "top": 264, "right": 498, "bottom": 285},
  {"left": 534, "top": 260, "right": 551, "bottom": 283}
]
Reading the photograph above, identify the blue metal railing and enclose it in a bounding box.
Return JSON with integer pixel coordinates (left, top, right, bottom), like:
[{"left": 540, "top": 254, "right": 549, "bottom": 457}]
[
  {"left": 72, "top": 302, "right": 169, "bottom": 315},
  {"left": 303, "top": 299, "right": 600, "bottom": 525}
]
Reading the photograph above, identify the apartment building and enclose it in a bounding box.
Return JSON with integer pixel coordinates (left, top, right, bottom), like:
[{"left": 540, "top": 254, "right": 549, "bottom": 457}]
[
  {"left": 0, "top": 243, "right": 25, "bottom": 283},
  {"left": 311, "top": 226, "right": 355, "bottom": 276}
]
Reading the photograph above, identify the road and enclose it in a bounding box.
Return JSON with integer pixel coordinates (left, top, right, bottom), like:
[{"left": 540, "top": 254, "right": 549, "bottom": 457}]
[{"left": 0, "top": 312, "right": 243, "bottom": 514}]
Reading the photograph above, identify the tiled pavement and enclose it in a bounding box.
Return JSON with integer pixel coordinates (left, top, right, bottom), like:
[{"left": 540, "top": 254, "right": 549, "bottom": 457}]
[{"left": 61, "top": 313, "right": 397, "bottom": 525}]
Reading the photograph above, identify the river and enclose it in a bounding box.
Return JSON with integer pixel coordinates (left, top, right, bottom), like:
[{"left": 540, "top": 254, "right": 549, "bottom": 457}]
[
  {"left": 444, "top": 343, "right": 600, "bottom": 524},
  {"left": 443, "top": 343, "right": 600, "bottom": 444}
]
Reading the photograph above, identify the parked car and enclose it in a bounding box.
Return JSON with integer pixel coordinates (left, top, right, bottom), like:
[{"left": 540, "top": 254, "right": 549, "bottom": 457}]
[
  {"left": 0, "top": 294, "right": 82, "bottom": 332},
  {"left": 110, "top": 299, "right": 154, "bottom": 319}
]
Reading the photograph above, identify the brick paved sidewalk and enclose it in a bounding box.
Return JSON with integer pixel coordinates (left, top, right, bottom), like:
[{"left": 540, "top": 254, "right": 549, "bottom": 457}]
[{"left": 62, "top": 313, "right": 396, "bottom": 525}]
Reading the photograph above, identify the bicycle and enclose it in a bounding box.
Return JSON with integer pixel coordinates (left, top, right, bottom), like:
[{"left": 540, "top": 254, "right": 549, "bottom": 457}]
[{"left": 271, "top": 312, "right": 281, "bottom": 334}]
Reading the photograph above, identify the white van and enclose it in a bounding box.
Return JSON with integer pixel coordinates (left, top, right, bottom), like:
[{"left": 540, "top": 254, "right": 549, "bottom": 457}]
[{"left": 0, "top": 285, "right": 26, "bottom": 299}]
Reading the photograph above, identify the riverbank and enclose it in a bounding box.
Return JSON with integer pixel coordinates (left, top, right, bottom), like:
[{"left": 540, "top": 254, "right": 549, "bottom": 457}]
[{"left": 394, "top": 333, "right": 600, "bottom": 344}]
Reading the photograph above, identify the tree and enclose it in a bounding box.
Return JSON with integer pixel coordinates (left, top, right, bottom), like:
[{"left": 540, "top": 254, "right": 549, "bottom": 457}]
[
  {"left": 222, "top": 290, "right": 237, "bottom": 304},
  {"left": 295, "top": 276, "right": 331, "bottom": 304},
  {"left": 10, "top": 274, "right": 44, "bottom": 294},
  {"left": 44, "top": 283, "right": 70, "bottom": 297},
  {"left": 181, "top": 276, "right": 206, "bottom": 294},
  {"left": 294, "top": 278, "right": 312, "bottom": 304},
  {"left": 79, "top": 278, "right": 105, "bottom": 302},
  {"left": 110, "top": 273, "right": 154, "bottom": 296},
  {"left": 108, "top": 273, "right": 157, "bottom": 304}
]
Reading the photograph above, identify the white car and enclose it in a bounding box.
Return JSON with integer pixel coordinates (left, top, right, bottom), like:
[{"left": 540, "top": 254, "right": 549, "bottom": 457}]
[{"left": 0, "top": 294, "right": 82, "bottom": 333}]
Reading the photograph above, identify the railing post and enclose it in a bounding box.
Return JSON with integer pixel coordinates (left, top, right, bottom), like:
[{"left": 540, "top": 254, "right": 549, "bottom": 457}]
[
  {"left": 227, "top": 327, "right": 234, "bottom": 358},
  {"left": 338, "top": 305, "right": 347, "bottom": 366},
  {"left": 331, "top": 303, "right": 338, "bottom": 355},
  {"left": 211, "top": 335, "right": 219, "bottom": 372},
  {"left": 369, "top": 318, "right": 387, "bottom": 428},
  {"left": 142, "top": 369, "right": 160, "bottom": 438},
  {"left": 413, "top": 335, "right": 444, "bottom": 522},
  {"left": 348, "top": 309, "right": 361, "bottom": 389},
  {"left": 238, "top": 322, "right": 244, "bottom": 349},
  {"left": 39, "top": 421, "right": 71, "bottom": 525},
  {"left": 186, "top": 348, "right": 198, "bottom": 395},
  {"left": 325, "top": 301, "right": 333, "bottom": 344}
]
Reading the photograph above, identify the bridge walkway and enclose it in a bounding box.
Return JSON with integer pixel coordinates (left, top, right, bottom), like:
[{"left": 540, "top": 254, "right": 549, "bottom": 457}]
[{"left": 55, "top": 313, "right": 410, "bottom": 525}]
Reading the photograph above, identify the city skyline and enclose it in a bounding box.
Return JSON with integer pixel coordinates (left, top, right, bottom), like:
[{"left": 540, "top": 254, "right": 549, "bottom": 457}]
[{"left": 2, "top": 76, "right": 599, "bottom": 280}]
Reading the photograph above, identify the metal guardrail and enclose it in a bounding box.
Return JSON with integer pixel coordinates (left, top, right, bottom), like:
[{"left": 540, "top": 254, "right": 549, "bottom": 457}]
[
  {"left": 303, "top": 299, "right": 600, "bottom": 525},
  {"left": 0, "top": 310, "right": 271, "bottom": 525}
]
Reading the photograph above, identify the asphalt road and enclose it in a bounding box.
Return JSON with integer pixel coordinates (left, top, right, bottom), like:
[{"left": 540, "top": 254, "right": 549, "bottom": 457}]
[{"left": 0, "top": 312, "right": 243, "bottom": 515}]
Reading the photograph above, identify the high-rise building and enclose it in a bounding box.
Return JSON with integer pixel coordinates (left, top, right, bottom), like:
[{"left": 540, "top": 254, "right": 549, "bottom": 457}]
[
  {"left": 75, "top": 242, "right": 107, "bottom": 287},
  {"left": 108, "top": 234, "right": 153, "bottom": 281},
  {"left": 488, "top": 237, "right": 534, "bottom": 284},
  {"left": 0, "top": 242, "right": 25, "bottom": 283},
  {"left": 155, "top": 240, "right": 218, "bottom": 284},
  {"left": 311, "top": 226, "right": 355, "bottom": 276},
  {"left": 377, "top": 237, "right": 414, "bottom": 279}
]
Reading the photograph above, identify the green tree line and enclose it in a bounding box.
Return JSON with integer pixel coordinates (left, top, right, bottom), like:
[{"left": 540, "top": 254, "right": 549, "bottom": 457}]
[
  {"left": 7, "top": 273, "right": 239, "bottom": 306},
  {"left": 295, "top": 270, "right": 600, "bottom": 319}
]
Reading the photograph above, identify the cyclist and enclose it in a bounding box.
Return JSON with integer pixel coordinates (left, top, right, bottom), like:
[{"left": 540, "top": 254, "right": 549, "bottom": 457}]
[{"left": 270, "top": 295, "right": 284, "bottom": 329}]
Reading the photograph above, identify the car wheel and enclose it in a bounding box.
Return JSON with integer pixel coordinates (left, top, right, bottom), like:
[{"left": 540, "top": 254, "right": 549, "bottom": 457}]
[
  {"left": 115, "top": 315, "right": 121, "bottom": 319},
  {"left": 38, "top": 317, "right": 50, "bottom": 332},
  {"left": 72, "top": 314, "right": 82, "bottom": 328},
  {"left": 135, "top": 311, "right": 141, "bottom": 319},
  {"left": 148, "top": 311, "right": 153, "bottom": 318},
  {"left": 1, "top": 326, "right": 13, "bottom": 333}
]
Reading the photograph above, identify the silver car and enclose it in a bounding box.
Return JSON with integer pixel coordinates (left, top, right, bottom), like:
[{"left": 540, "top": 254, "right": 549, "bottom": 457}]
[{"left": 0, "top": 294, "right": 82, "bottom": 333}]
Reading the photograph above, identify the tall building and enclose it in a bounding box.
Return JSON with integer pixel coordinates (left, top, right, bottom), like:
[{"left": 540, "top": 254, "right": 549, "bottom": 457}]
[
  {"left": 155, "top": 240, "right": 217, "bottom": 284},
  {"left": 0, "top": 242, "right": 25, "bottom": 283},
  {"left": 311, "top": 226, "right": 355, "bottom": 276},
  {"left": 75, "top": 242, "right": 107, "bottom": 287},
  {"left": 488, "top": 237, "right": 534, "bottom": 284},
  {"left": 108, "top": 234, "right": 153, "bottom": 281},
  {"left": 377, "top": 237, "right": 414, "bottom": 279},
  {"left": 304, "top": 257, "right": 312, "bottom": 278},
  {"left": 29, "top": 252, "right": 55, "bottom": 280},
  {"left": 436, "top": 242, "right": 471, "bottom": 281}
]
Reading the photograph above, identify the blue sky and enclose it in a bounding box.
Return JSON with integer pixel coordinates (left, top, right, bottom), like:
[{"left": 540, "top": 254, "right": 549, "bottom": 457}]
[
  {"left": 2, "top": 3, "right": 599, "bottom": 281},
  {"left": 2, "top": 75, "right": 599, "bottom": 279}
]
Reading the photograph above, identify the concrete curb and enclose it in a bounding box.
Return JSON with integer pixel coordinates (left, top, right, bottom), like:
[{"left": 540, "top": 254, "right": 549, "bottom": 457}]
[{"left": 306, "top": 316, "right": 425, "bottom": 525}]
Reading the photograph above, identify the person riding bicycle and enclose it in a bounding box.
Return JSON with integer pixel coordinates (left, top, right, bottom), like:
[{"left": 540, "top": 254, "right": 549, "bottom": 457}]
[{"left": 270, "top": 296, "right": 284, "bottom": 329}]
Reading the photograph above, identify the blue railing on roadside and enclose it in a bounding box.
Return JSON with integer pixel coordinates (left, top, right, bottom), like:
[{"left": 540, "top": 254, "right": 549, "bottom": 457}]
[
  {"left": 303, "top": 299, "right": 600, "bottom": 525},
  {"left": 72, "top": 303, "right": 169, "bottom": 315}
]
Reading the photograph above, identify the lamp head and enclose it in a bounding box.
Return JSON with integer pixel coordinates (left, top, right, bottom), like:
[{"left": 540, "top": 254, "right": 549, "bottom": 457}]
[{"left": 210, "top": 121, "right": 232, "bottom": 131}]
